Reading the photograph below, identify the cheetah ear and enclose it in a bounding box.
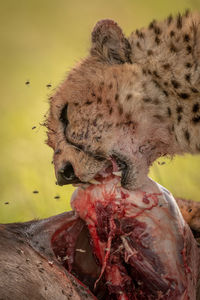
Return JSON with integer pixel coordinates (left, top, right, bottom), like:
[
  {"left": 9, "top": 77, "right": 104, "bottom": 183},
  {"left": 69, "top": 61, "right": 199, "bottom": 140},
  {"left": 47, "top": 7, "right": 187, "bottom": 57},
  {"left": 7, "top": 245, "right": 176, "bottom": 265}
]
[{"left": 91, "top": 19, "right": 132, "bottom": 64}]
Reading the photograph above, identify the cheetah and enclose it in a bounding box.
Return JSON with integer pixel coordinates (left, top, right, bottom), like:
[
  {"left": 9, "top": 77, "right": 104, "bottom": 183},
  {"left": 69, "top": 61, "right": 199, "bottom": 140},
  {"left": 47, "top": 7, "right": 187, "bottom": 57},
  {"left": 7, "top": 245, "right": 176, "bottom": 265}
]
[{"left": 47, "top": 11, "right": 200, "bottom": 232}]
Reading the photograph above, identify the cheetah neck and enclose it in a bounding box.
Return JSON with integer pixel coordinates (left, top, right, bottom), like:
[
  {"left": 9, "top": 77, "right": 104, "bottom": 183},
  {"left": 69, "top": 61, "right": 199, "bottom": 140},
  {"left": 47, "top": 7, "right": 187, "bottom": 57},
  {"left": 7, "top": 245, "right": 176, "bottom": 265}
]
[
  {"left": 127, "top": 12, "right": 200, "bottom": 155},
  {"left": 139, "top": 72, "right": 200, "bottom": 155}
]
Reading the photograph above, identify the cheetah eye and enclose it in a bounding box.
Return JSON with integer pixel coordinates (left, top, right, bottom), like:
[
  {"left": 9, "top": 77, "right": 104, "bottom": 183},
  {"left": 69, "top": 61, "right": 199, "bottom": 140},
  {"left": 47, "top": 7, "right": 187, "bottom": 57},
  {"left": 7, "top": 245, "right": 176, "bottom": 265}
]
[
  {"left": 60, "top": 104, "right": 69, "bottom": 127},
  {"left": 94, "top": 155, "right": 106, "bottom": 162}
]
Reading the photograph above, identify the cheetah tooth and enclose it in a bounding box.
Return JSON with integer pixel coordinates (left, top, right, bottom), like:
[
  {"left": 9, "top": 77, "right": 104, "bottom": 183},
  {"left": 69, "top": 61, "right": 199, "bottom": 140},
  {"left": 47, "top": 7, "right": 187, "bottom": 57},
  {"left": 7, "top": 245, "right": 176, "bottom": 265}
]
[
  {"left": 89, "top": 179, "right": 101, "bottom": 185},
  {"left": 72, "top": 183, "right": 90, "bottom": 189},
  {"left": 112, "top": 171, "right": 122, "bottom": 177}
]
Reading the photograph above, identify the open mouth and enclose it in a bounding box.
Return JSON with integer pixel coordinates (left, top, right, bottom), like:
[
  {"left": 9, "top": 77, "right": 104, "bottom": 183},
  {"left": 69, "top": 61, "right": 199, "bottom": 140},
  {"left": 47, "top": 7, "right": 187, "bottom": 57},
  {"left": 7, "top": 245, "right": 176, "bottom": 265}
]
[{"left": 72, "top": 154, "right": 129, "bottom": 189}]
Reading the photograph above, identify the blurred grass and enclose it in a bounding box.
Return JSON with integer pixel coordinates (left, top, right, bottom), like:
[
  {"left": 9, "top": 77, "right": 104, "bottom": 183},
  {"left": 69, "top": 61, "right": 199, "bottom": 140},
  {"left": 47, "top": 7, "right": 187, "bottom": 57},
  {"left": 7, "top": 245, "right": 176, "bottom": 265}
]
[{"left": 0, "top": 0, "right": 199, "bottom": 223}]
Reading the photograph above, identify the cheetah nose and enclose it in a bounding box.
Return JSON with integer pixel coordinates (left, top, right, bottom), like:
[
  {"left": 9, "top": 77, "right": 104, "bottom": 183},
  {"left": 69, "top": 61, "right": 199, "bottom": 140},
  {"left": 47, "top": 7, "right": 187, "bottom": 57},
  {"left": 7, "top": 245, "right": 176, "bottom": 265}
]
[{"left": 57, "top": 162, "right": 80, "bottom": 185}]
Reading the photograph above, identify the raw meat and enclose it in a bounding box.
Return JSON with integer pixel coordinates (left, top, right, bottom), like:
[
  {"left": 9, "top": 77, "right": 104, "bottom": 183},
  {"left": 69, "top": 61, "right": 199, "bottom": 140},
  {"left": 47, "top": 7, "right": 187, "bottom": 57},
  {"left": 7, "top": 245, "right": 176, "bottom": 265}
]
[{"left": 71, "top": 175, "right": 199, "bottom": 300}]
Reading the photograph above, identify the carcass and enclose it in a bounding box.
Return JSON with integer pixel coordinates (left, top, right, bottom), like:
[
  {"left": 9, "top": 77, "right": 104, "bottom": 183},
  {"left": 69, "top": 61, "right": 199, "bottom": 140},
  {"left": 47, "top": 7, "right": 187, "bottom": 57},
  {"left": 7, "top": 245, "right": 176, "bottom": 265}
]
[
  {"left": 0, "top": 177, "right": 199, "bottom": 299},
  {"left": 70, "top": 175, "right": 199, "bottom": 299},
  {"left": 0, "top": 212, "right": 96, "bottom": 300}
]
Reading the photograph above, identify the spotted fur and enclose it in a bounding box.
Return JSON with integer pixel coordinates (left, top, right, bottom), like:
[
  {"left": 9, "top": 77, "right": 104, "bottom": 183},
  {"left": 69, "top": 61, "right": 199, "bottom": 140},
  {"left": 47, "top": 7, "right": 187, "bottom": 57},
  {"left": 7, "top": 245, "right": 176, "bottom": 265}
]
[{"left": 47, "top": 12, "right": 200, "bottom": 225}]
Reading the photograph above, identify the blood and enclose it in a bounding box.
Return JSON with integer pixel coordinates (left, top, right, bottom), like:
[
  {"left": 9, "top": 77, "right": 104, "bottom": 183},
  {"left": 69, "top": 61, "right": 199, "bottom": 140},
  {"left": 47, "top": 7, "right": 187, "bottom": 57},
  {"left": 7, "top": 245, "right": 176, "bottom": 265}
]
[
  {"left": 71, "top": 177, "right": 171, "bottom": 299},
  {"left": 52, "top": 175, "right": 198, "bottom": 299},
  {"left": 143, "top": 194, "right": 150, "bottom": 204},
  {"left": 51, "top": 219, "right": 85, "bottom": 271}
]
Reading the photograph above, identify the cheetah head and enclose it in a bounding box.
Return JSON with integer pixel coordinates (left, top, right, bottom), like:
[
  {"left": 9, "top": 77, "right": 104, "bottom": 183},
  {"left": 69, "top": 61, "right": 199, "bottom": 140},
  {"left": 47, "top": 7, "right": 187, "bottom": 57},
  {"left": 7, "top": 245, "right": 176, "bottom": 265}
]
[{"left": 47, "top": 20, "right": 172, "bottom": 190}]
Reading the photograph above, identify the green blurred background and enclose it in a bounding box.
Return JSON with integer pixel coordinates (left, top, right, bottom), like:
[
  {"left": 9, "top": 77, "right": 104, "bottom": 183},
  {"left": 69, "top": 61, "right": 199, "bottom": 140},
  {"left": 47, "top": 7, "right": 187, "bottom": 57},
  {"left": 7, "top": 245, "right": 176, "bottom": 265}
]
[{"left": 0, "top": 0, "right": 200, "bottom": 223}]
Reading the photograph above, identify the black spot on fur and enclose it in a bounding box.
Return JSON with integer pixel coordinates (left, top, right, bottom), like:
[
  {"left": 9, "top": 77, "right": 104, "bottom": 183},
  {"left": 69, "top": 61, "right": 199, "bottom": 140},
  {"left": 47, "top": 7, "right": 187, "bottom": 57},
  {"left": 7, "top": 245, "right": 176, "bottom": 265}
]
[
  {"left": 93, "top": 119, "right": 97, "bottom": 126},
  {"left": 170, "top": 43, "right": 177, "bottom": 52},
  {"left": 152, "top": 80, "right": 161, "bottom": 89},
  {"left": 126, "top": 94, "right": 132, "bottom": 101},
  {"left": 142, "top": 68, "right": 147, "bottom": 75},
  {"left": 154, "top": 26, "right": 161, "bottom": 35},
  {"left": 167, "top": 15, "right": 173, "bottom": 25},
  {"left": 167, "top": 107, "right": 171, "bottom": 117},
  {"left": 155, "top": 36, "right": 160, "bottom": 45},
  {"left": 109, "top": 107, "right": 113, "bottom": 115},
  {"left": 125, "top": 121, "right": 134, "bottom": 126},
  {"left": 153, "top": 71, "right": 160, "bottom": 78},
  {"left": 170, "top": 30, "right": 175, "bottom": 37},
  {"left": 176, "top": 14, "right": 182, "bottom": 29},
  {"left": 191, "top": 87, "right": 199, "bottom": 93},
  {"left": 192, "top": 116, "right": 200, "bottom": 124},
  {"left": 91, "top": 92, "right": 96, "bottom": 97},
  {"left": 149, "top": 20, "right": 156, "bottom": 30},
  {"left": 192, "top": 103, "right": 199, "bottom": 113},
  {"left": 184, "top": 130, "right": 190, "bottom": 142},
  {"left": 125, "top": 112, "right": 131, "bottom": 120},
  {"left": 96, "top": 113, "right": 103, "bottom": 119},
  {"left": 178, "top": 93, "right": 190, "bottom": 99},
  {"left": 115, "top": 94, "right": 119, "bottom": 101},
  {"left": 185, "top": 62, "right": 192, "bottom": 68},
  {"left": 171, "top": 80, "right": 180, "bottom": 89},
  {"left": 135, "top": 29, "right": 140, "bottom": 37},
  {"left": 85, "top": 100, "right": 93, "bottom": 105},
  {"left": 147, "top": 50, "right": 153, "bottom": 56},
  {"left": 140, "top": 32, "right": 145, "bottom": 39},
  {"left": 183, "top": 34, "right": 190, "bottom": 42},
  {"left": 153, "top": 99, "right": 160, "bottom": 105},
  {"left": 109, "top": 83, "right": 113, "bottom": 89},
  {"left": 186, "top": 45, "right": 192, "bottom": 54},
  {"left": 185, "top": 9, "right": 190, "bottom": 17},
  {"left": 136, "top": 41, "right": 141, "bottom": 49},
  {"left": 185, "top": 73, "right": 191, "bottom": 82},
  {"left": 163, "top": 63, "right": 170, "bottom": 70},
  {"left": 74, "top": 102, "right": 79, "bottom": 106},
  {"left": 143, "top": 97, "right": 152, "bottom": 103},
  {"left": 136, "top": 29, "right": 145, "bottom": 39},
  {"left": 118, "top": 106, "right": 123, "bottom": 115},
  {"left": 163, "top": 90, "right": 168, "bottom": 97},
  {"left": 96, "top": 136, "right": 103, "bottom": 143},
  {"left": 176, "top": 106, "right": 183, "bottom": 113},
  {"left": 97, "top": 97, "right": 102, "bottom": 104},
  {"left": 177, "top": 115, "right": 182, "bottom": 123},
  {"left": 106, "top": 99, "right": 110, "bottom": 107}
]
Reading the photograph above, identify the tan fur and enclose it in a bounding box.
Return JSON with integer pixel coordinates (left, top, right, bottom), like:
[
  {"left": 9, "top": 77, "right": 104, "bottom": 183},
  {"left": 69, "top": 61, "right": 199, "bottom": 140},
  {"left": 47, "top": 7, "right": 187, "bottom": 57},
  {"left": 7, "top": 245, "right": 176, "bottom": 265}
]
[
  {"left": 47, "top": 11, "right": 200, "bottom": 230},
  {"left": 176, "top": 198, "right": 200, "bottom": 232}
]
